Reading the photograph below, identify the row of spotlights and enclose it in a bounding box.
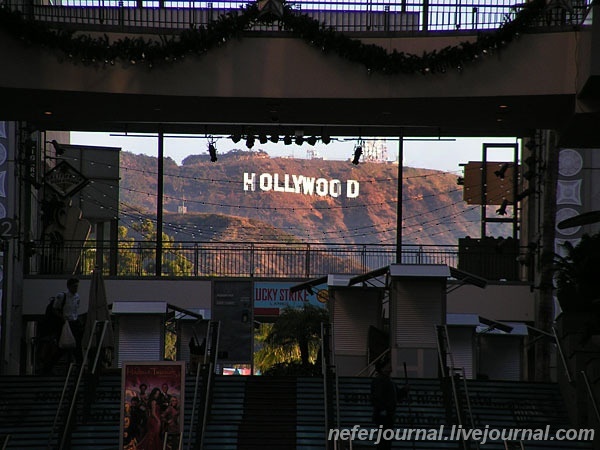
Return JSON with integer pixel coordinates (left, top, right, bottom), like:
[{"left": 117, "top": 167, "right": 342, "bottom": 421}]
[{"left": 230, "top": 134, "right": 331, "bottom": 148}]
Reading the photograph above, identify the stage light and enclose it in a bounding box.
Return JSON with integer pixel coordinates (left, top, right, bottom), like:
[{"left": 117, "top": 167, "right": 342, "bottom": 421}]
[
  {"left": 270, "top": 135, "right": 279, "bottom": 143},
  {"left": 208, "top": 143, "right": 218, "bottom": 162},
  {"left": 295, "top": 136, "right": 304, "bottom": 145},
  {"left": 306, "top": 136, "right": 317, "bottom": 146},
  {"left": 258, "top": 134, "right": 268, "bottom": 144},
  {"left": 230, "top": 134, "right": 242, "bottom": 143},
  {"left": 246, "top": 135, "right": 255, "bottom": 149},
  {"left": 283, "top": 135, "right": 292, "bottom": 145},
  {"left": 321, "top": 134, "right": 331, "bottom": 145},
  {"left": 352, "top": 144, "right": 363, "bottom": 165}
]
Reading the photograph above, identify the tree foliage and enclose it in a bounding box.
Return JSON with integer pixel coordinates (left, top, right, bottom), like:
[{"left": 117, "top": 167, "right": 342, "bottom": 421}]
[{"left": 265, "top": 304, "right": 329, "bottom": 368}]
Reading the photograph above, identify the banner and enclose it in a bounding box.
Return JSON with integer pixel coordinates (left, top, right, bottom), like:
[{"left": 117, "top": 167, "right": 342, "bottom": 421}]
[
  {"left": 254, "top": 281, "right": 328, "bottom": 316},
  {"left": 120, "top": 361, "right": 185, "bottom": 450}
]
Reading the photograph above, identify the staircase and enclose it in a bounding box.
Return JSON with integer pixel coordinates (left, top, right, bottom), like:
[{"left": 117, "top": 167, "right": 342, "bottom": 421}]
[
  {"left": 335, "top": 376, "right": 595, "bottom": 450},
  {"left": 237, "top": 377, "right": 296, "bottom": 449},
  {"left": 0, "top": 373, "right": 593, "bottom": 450},
  {"left": 202, "top": 375, "right": 325, "bottom": 450}
]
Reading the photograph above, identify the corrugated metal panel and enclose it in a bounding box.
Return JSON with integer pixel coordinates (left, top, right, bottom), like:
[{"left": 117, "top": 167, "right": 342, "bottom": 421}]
[
  {"left": 478, "top": 335, "right": 522, "bottom": 381},
  {"left": 447, "top": 327, "right": 475, "bottom": 379},
  {"left": 333, "top": 290, "right": 379, "bottom": 353},
  {"left": 117, "top": 315, "right": 163, "bottom": 367},
  {"left": 395, "top": 284, "right": 444, "bottom": 347}
]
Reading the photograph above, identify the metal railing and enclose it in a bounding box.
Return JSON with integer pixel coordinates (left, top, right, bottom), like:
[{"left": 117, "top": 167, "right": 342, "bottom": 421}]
[
  {"left": 27, "top": 239, "right": 528, "bottom": 279},
  {"left": 198, "top": 320, "right": 220, "bottom": 450},
  {"left": 580, "top": 370, "right": 600, "bottom": 429},
  {"left": 4, "top": 0, "right": 594, "bottom": 34}
]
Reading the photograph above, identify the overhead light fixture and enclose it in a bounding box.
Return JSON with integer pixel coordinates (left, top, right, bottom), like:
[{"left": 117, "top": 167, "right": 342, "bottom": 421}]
[
  {"left": 352, "top": 141, "right": 363, "bottom": 165},
  {"left": 306, "top": 136, "right": 317, "bottom": 146},
  {"left": 246, "top": 135, "right": 255, "bottom": 149},
  {"left": 496, "top": 199, "right": 508, "bottom": 215},
  {"left": 494, "top": 163, "right": 510, "bottom": 179},
  {"left": 321, "top": 134, "right": 331, "bottom": 145},
  {"left": 295, "top": 136, "right": 304, "bottom": 145},
  {"left": 283, "top": 135, "right": 292, "bottom": 145},
  {"left": 269, "top": 135, "right": 279, "bottom": 143},
  {"left": 230, "top": 134, "right": 242, "bottom": 143},
  {"left": 208, "top": 141, "right": 218, "bottom": 162},
  {"left": 258, "top": 134, "right": 268, "bottom": 145}
]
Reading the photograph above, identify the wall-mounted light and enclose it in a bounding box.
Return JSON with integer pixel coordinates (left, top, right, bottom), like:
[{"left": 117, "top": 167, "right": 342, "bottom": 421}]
[
  {"left": 496, "top": 199, "right": 508, "bottom": 215},
  {"left": 494, "top": 163, "right": 510, "bottom": 179}
]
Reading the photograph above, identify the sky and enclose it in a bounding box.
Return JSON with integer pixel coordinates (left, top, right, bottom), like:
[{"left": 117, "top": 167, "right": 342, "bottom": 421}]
[{"left": 69, "top": 132, "right": 519, "bottom": 173}]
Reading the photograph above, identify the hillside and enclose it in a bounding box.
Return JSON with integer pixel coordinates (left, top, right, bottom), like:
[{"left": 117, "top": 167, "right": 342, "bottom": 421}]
[{"left": 119, "top": 150, "right": 489, "bottom": 246}]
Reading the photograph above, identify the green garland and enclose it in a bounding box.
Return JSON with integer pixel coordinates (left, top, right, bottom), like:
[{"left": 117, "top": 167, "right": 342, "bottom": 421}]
[{"left": 0, "top": 0, "right": 548, "bottom": 74}]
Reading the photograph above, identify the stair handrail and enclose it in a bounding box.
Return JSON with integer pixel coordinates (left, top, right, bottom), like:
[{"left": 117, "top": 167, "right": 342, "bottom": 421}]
[
  {"left": 1, "top": 434, "right": 10, "bottom": 450},
  {"left": 198, "top": 321, "right": 220, "bottom": 450},
  {"left": 321, "top": 321, "right": 341, "bottom": 449},
  {"left": 356, "top": 348, "right": 390, "bottom": 377},
  {"left": 47, "top": 362, "right": 77, "bottom": 450},
  {"left": 163, "top": 431, "right": 184, "bottom": 450},
  {"left": 527, "top": 325, "right": 572, "bottom": 383},
  {"left": 580, "top": 370, "right": 600, "bottom": 427},
  {"left": 434, "top": 324, "right": 468, "bottom": 450},
  {"left": 456, "top": 366, "right": 480, "bottom": 450},
  {"left": 552, "top": 326, "right": 573, "bottom": 383},
  {"left": 59, "top": 320, "right": 109, "bottom": 450},
  {"left": 186, "top": 353, "right": 203, "bottom": 450},
  {"left": 198, "top": 362, "right": 214, "bottom": 450}
]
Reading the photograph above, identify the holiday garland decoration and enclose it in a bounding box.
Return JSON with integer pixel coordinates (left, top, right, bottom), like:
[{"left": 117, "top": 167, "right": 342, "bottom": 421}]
[{"left": 0, "top": 0, "right": 548, "bottom": 74}]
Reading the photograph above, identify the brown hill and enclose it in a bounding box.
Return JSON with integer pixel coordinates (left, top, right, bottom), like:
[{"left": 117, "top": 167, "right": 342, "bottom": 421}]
[{"left": 119, "top": 150, "right": 487, "bottom": 246}]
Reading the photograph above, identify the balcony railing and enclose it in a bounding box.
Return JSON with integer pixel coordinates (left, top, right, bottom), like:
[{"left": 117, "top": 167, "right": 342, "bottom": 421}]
[
  {"left": 26, "top": 239, "right": 528, "bottom": 281},
  {"left": 4, "top": 0, "right": 593, "bottom": 34}
]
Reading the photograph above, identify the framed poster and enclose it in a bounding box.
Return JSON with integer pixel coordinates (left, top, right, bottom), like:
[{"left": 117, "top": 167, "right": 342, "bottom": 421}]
[{"left": 120, "top": 361, "right": 186, "bottom": 450}]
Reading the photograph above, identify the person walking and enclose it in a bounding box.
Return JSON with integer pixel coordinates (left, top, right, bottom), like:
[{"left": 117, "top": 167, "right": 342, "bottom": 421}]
[
  {"left": 61, "top": 277, "right": 84, "bottom": 365},
  {"left": 370, "top": 358, "right": 409, "bottom": 450}
]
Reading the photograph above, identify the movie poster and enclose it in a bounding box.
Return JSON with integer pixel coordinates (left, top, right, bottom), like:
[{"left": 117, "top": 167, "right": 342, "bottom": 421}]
[{"left": 120, "top": 361, "right": 185, "bottom": 450}]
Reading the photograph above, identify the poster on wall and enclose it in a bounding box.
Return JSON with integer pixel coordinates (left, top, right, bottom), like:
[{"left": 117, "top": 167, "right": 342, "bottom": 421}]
[{"left": 120, "top": 361, "right": 185, "bottom": 450}]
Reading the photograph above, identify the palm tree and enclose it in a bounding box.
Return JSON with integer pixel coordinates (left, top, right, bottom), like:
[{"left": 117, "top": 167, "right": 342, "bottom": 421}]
[
  {"left": 267, "top": 304, "right": 329, "bottom": 367},
  {"left": 254, "top": 323, "right": 301, "bottom": 373}
]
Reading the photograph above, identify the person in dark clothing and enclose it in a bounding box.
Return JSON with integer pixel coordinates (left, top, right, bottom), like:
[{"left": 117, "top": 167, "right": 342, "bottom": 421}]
[
  {"left": 40, "top": 277, "right": 82, "bottom": 374},
  {"left": 370, "top": 358, "right": 409, "bottom": 450}
]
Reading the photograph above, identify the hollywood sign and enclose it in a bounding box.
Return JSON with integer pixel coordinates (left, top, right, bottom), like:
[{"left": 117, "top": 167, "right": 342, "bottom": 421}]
[{"left": 243, "top": 172, "right": 360, "bottom": 198}]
